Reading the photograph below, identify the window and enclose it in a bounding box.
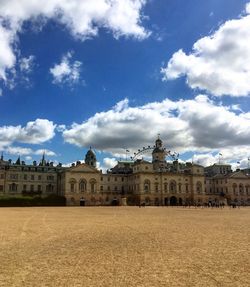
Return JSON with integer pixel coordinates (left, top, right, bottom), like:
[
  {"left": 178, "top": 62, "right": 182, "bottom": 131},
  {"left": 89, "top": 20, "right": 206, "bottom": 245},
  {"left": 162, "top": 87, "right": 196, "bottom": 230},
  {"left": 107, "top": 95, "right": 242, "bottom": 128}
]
[
  {"left": 155, "top": 183, "right": 159, "bottom": 192},
  {"left": 0, "top": 174, "right": 4, "bottom": 179},
  {"left": 164, "top": 183, "right": 168, "bottom": 193},
  {"left": 178, "top": 183, "right": 182, "bottom": 192},
  {"left": 9, "top": 183, "right": 18, "bottom": 192},
  {"left": 246, "top": 185, "right": 249, "bottom": 195},
  {"left": 46, "top": 184, "right": 54, "bottom": 192},
  {"left": 233, "top": 184, "right": 237, "bottom": 195},
  {"left": 69, "top": 179, "right": 76, "bottom": 193},
  {"left": 169, "top": 181, "right": 177, "bottom": 193},
  {"left": 31, "top": 174, "right": 35, "bottom": 180},
  {"left": 115, "top": 177, "right": 117, "bottom": 182},
  {"left": 47, "top": 175, "right": 54, "bottom": 181},
  {"left": 38, "top": 175, "right": 42, "bottom": 180},
  {"left": 90, "top": 179, "right": 97, "bottom": 193},
  {"left": 38, "top": 185, "right": 42, "bottom": 192},
  {"left": 239, "top": 184, "right": 244, "bottom": 195},
  {"left": 30, "top": 185, "right": 34, "bottom": 192},
  {"left": 144, "top": 180, "right": 150, "bottom": 193},
  {"left": 23, "top": 184, "right": 27, "bottom": 191},
  {"left": 100, "top": 186, "right": 103, "bottom": 191},
  {"left": 196, "top": 182, "right": 202, "bottom": 194},
  {"left": 24, "top": 174, "right": 27, "bottom": 180},
  {"left": 10, "top": 174, "right": 18, "bottom": 180},
  {"left": 79, "top": 180, "right": 87, "bottom": 192},
  {"left": 0, "top": 185, "right": 3, "bottom": 192}
]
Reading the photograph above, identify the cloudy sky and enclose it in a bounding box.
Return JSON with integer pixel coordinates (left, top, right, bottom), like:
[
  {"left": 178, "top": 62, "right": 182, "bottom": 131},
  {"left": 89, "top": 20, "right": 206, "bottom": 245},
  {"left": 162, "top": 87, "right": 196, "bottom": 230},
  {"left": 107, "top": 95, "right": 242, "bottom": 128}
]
[{"left": 0, "top": 0, "right": 250, "bottom": 170}]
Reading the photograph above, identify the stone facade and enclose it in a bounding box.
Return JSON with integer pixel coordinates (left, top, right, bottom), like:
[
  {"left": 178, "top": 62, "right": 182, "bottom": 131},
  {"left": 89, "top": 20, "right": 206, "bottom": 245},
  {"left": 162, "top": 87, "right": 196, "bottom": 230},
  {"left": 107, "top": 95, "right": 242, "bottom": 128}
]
[
  {"left": 0, "top": 154, "right": 63, "bottom": 197},
  {"left": 1, "top": 138, "right": 250, "bottom": 206}
]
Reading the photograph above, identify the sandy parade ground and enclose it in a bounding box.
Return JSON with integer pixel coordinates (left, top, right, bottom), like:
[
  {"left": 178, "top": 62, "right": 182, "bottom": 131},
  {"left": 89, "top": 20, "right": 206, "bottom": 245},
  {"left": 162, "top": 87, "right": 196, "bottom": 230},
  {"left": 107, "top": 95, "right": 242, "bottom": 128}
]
[{"left": 0, "top": 206, "right": 249, "bottom": 287}]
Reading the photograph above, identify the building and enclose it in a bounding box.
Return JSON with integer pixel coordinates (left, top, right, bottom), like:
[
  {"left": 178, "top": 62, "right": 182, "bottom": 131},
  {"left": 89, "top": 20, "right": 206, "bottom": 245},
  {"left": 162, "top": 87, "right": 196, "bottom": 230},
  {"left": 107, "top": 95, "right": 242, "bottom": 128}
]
[
  {"left": 0, "top": 138, "right": 250, "bottom": 206},
  {"left": 0, "top": 153, "right": 63, "bottom": 197}
]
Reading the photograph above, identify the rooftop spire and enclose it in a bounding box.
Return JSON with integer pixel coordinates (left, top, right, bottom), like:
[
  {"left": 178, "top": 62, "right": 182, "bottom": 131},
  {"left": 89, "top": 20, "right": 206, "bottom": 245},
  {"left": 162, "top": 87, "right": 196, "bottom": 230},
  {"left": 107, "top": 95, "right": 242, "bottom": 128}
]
[
  {"left": 40, "top": 151, "right": 46, "bottom": 166},
  {"left": 0, "top": 152, "right": 3, "bottom": 161},
  {"left": 16, "top": 156, "right": 21, "bottom": 165}
]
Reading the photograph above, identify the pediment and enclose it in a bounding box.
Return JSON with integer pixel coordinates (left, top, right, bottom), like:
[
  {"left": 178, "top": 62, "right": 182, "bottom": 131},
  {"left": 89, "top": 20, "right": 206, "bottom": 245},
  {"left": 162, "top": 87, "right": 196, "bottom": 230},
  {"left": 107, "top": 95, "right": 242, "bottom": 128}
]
[
  {"left": 69, "top": 163, "right": 99, "bottom": 173},
  {"left": 229, "top": 171, "right": 248, "bottom": 179}
]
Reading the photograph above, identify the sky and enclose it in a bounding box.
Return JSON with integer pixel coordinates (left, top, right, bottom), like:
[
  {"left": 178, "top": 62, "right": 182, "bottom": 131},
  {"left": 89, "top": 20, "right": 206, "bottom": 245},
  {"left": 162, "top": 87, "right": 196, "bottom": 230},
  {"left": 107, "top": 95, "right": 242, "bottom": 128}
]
[{"left": 0, "top": 0, "right": 250, "bottom": 171}]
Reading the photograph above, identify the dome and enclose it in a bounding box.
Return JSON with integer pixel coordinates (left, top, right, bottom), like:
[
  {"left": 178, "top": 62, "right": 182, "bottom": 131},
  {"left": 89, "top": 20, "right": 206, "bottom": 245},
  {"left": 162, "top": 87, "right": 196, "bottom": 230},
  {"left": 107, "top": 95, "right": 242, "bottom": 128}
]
[
  {"left": 85, "top": 147, "right": 96, "bottom": 168},
  {"left": 86, "top": 148, "right": 95, "bottom": 157}
]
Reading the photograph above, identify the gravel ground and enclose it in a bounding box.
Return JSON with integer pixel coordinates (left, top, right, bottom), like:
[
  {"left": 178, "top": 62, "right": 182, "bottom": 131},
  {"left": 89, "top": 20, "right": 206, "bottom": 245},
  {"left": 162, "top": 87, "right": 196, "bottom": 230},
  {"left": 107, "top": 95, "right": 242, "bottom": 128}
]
[{"left": 0, "top": 206, "right": 249, "bottom": 287}]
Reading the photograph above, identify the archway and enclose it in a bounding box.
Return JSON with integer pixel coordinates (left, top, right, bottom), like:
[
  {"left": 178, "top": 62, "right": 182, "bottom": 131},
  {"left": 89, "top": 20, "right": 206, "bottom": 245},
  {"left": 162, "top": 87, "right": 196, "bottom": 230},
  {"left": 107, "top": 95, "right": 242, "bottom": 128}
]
[
  {"left": 111, "top": 198, "right": 119, "bottom": 206},
  {"left": 80, "top": 197, "right": 85, "bottom": 206},
  {"left": 170, "top": 196, "right": 177, "bottom": 206},
  {"left": 179, "top": 198, "right": 183, "bottom": 206}
]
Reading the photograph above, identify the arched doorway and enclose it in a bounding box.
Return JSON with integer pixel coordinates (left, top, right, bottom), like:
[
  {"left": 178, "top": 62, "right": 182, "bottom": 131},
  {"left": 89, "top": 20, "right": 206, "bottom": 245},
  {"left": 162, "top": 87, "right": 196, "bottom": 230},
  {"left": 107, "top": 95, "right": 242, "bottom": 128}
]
[
  {"left": 179, "top": 198, "right": 183, "bottom": 206},
  {"left": 80, "top": 197, "right": 85, "bottom": 206},
  {"left": 170, "top": 196, "right": 177, "bottom": 206},
  {"left": 111, "top": 198, "right": 119, "bottom": 206}
]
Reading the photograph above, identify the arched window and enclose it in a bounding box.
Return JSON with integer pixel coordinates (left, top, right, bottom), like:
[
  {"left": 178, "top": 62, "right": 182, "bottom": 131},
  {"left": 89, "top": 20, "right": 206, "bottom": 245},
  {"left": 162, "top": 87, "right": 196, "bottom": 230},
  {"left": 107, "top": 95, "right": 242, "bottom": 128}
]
[
  {"left": 233, "top": 183, "right": 237, "bottom": 195},
  {"left": 245, "top": 185, "right": 249, "bottom": 195},
  {"left": 196, "top": 182, "right": 202, "bottom": 194},
  {"left": 144, "top": 180, "right": 151, "bottom": 193},
  {"left": 79, "top": 179, "right": 87, "bottom": 192},
  {"left": 69, "top": 178, "right": 76, "bottom": 193},
  {"left": 89, "top": 178, "right": 97, "bottom": 193},
  {"left": 169, "top": 180, "right": 177, "bottom": 193},
  {"left": 239, "top": 184, "right": 244, "bottom": 195}
]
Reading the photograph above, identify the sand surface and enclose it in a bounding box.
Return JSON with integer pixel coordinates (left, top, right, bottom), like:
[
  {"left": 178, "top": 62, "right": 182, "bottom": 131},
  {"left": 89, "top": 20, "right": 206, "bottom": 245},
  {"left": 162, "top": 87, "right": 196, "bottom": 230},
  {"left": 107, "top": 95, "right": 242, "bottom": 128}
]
[{"left": 0, "top": 206, "right": 249, "bottom": 287}]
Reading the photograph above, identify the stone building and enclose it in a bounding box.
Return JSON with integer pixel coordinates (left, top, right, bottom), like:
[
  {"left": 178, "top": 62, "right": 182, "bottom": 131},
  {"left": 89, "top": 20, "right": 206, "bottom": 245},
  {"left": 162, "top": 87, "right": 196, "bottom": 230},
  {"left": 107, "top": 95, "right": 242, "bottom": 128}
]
[
  {"left": 0, "top": 153, "right": 63, "bottom": 197},
  {"left": 1, "top": 137, "right": 250, "bottom": 206}
]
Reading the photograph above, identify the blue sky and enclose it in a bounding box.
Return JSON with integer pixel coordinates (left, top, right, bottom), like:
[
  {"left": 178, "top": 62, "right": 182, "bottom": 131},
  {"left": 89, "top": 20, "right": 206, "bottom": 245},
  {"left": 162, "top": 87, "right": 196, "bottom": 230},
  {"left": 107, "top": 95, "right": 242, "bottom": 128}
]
[{"left": 0, "top": 0, "right": 250, "bottom": 170}]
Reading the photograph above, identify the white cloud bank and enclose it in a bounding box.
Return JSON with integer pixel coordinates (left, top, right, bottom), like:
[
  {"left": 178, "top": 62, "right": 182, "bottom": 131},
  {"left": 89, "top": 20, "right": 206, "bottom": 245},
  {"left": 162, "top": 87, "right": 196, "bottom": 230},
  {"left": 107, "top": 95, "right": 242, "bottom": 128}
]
[
  {"left": 4, "top": 146, "right": 56, "bottom": 157},
  {"left": 0, "top": 0, "right": 149, "bottom": 84},
  {"left": 162, "top": 2, "right": 250, "bottom": 97},
  {"left": 50, "top": 52, "right": 82, "bottom": 85},
  {"left": 62, "top": 96, "right": 250, "bottom": 166},
  {"left": 0, "top": 119, "right": 56, "bottom": 148}
]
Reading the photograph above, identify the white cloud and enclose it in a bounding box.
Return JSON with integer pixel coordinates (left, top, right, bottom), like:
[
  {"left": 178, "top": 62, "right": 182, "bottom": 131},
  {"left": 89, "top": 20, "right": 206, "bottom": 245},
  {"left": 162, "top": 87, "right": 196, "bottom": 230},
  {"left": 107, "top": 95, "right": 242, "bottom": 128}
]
[
  {"left": 25, "top": 156, "right": 32, "bottom": 161},
  {"left": 0, "top": 119, "right": 56, "bottom": 148},
  {"left": 0, "top": 25, "right": 16, "bottom": 81},
  {"left": 50, "top": 52, "right": 82, "bottom": 85},
  {"left": 56, "top": 124, "right": 66, "bottom": 132},
  {"left": 162, "top": 2, "right": 250, "bottom": 97},
  {"left": 246, "top": 3, "right": 250, "bottom": 14},
  {"left": 103, "top": 157, "right": 117, "bottom": 169},
  {"left": 189, "top": 146, "right": 250, "bottom": 169},
  {"left": 62, "top": 96, "right": 250, "bottom": 163},
  {"left": 0, "top": 0, "right": 149, "bottom": 84},
  {"left": 3, "top": 146, "right": 56, "bottom": 157},
  {"left": 19, "top": 55, "right": 35, "bottom": 73}
]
